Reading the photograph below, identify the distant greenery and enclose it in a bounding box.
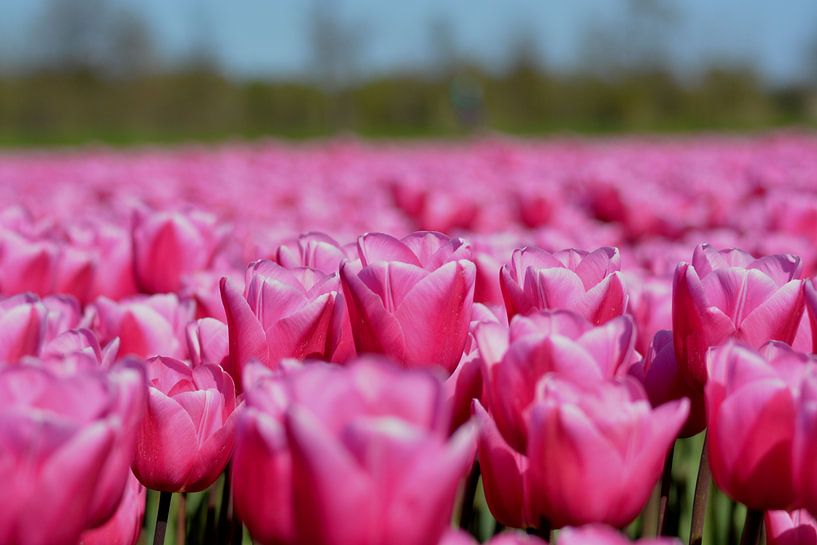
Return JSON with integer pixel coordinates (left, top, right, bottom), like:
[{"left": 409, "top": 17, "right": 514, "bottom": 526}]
[{"left": 0, "top": 64, "right": 815, "bottom": 147}]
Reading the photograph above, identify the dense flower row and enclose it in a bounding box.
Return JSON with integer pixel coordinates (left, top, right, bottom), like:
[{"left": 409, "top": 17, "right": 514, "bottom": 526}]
[{"left": 3, "top": 136, "right": 817, "bottom": 544}]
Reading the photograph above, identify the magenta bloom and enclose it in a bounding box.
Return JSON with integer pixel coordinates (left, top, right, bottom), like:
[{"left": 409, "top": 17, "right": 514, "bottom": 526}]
[
  {"left": 133, "top": 209, "right": 222, "bottom": 294},
  {"left": 673, "top": 244, "right": 804, "bottom": 387},
  {"left": 628, "top": 330, "right": 706, "bottom": 437},
  {"left": 438, "top": 529, "right": 548, "bottom": 545},
  {"left": 795, "top": 367, "right": 817, "bottom": 518},
  {"left": 79, "top": 472, "right": 146, "bottom": 545},
  {"left": 500, "top": 246, "right": 627, "bottom": 325},
  {"left": 527, "top": 377, "right": 687, "bottom": 528},
  {"left": 133, "top": 356, "right": 238, "bottom": 492},
  {"left": 92, "top": 294, "right": 195, "bottom": 359},
  {"left": 340, "top": 232, "right": 475, "bottom": 373},
  {"left": 185, "top": 317, "right": 228, "bottom": 367},
  {"left": 558, "top": 525, "right": 681, "bottom": 545},
  {"left": 473, "top": 400, "right": 539, "bottom": 530},
  {"left": 220, "top": 259, "right": 353, "bottom": 385},
  {"left": 0, "top": 294, "right": 48, "bottom": 363},
  {"left": 276, "top": 232, "right": 351, "bottom": 274},
  {"left": 0, "top": 361, "right": 146, "bottom": 545},
  {"left": 485, "top": 310, "right": 636, "bottom": 452},
  {"left": 706, "top": 341, "right": 808, "bottom": 510},
  {"left": 766, "top": 510, "right": 817, "bottom": 545},
  {"left": 0, "top": 229, "right": 58, "bottom": 296},
  {"left": 233, "top": 358, "right": 475, "bottom": 545}
]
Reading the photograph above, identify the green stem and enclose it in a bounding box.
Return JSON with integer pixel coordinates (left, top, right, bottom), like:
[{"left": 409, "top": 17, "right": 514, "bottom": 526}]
[
  {"left": 526, "top": 518, "right": 551, "bottom": 543},
  {"left": 657, "top": 442, "right": 676, "bottom": 536},
  {"left": 176, "top": 492, "right": 187, "bottom": 545},
  {"left": 153, "top": 491, "right": 172, "bottom": 545},
  {"left": 739, "top": 509, "right": 763, "bottom": 545},
  {"left": 218, "top": 468, "right": 232, "bottom": 543},
  {"left": 458, "top": 462, "right": 481, "bottom": 533},
  {"left": 689, "top": 432, "right": 711, "bottom": 545}
]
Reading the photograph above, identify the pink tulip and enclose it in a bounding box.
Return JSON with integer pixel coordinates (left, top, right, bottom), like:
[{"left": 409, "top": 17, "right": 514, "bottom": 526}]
[
  {"left": 628, "top": 330, "right": 706, "bottom": 437},
  {"left": 132, "top": 209, "right": 222, "bottom": 294},
  {"left": 0, "top": 294, "right": 48, "bottom": 363},
  {"left": 340, "top": 231, "right": 475, "bottom": 373},
  {"left": 0, "top": 228, "right": 58, "bottom": 296},
  {"left": 79, "top": 472, "right": 146, "bottom": 545},
  {"left": 133, "top": 356, "right": 238, "bottom": 492},
  {"left": 558, "top": 525, "right": 680, "bottom": 544},
  {"left": 706, "top": 341, "right": 809, "bottom": 510},
  {"left": 0, "top": 360, "right": 146, "bottom": 545},
  {"left": 794, "top": 368, "right": 817, "bottom": 518},
  {"left": 186, "top": 317, "right": 228, "bottom": 367},
  {"left": 233, "top": 358, "right": 475, "bottom": 545},
  {"left": 220, "top": 259, "right": 353, "bottom": 385},
  {"left": 766, "top": 510, "right": 817, "bottom": 545},
  {"left": 92, "top": 294, "right": 195, "bottom": 359},
  {"left": 625, "top": 272, "right": 672, "bottom": 355},
  {"left": 474, "top": 400, "right": 539, "bottom": 529},
  {"left": 66, "top": 222, "right": 137, "bottom": 301},
  {"left": 527, "top": 377, "right": 687, "bottom": 528},
  {"left": 485, "top": 310, "right": 636, "bottom": 452},
  {"left": 500, "top": 246, "right": 628, "bottom": 325},
  {"left": 180, "top": 269, "right": 237, "bottom": 321},
  {"left": 41, "top": 294, "right": 83, "bottom": 341},
  {"left": 438, "top": 529, "right": 548, "bottom": 545},
  {"left": 673, "top": 244, "right": 804, "bottom": 388},
  {"left": 804, "top": 280, "right": 817, "bottom": 354},
  {"left": 276, "top": 231, "right": 351, "bottom": 274}
]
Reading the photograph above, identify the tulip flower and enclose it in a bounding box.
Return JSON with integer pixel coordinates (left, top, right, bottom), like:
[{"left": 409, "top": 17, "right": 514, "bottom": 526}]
[
  {"left": 340, "top": 231, "right": 475, "bottom": 373},
  {"left": 625, "top": 272, "right": 672, "bottom": 355},
  {"left": 79, "top": 472, "right": 146, "bottom": 545},
  {"left": 0, "top": 361, "right": 146, "bottom": 545},
  {"left": 500, "top": 246, "right": 627, "bottom": 325},
  {"left": 706, "top": 341, "right": 809, "bottom": 510},
  {"left": 473, "top": 400, "right": 539, "bottom": 529},
  {"left": 485, "top": 310, "right": 636, "bottom": 452},
  {"left": 794, "top": 368, "right": 817, "bottom": 519},
  {"left": 0, "top": 228, "right": 58, "bottom": 296},
  {"left": 132, "top": 209, "right": 222, "bottom": 294},
  {"left": 673, "top": 244, "right": 804, "bottom": 388},
  {"left": 558, "top": 525, "right": 681, "bottom": 544},
  {"left": 185, "top": 317, "right": 228, "bottom": 367},
  {"left": 233, "top": 358, "right": 475, "bottom": 545},
  {"left": 133, "top": 356, "right": 238, "bottom": 492},
  {"left": 0, "top": 293, "right": 48, "bottom": 363},
  {"left": 804, "top": 280, "right": 817, "bottom": 354},
  {"left": 66, "top": 222, "right": 138, "bottom": 301},
  {"left": 180, "top": 270, "right": 237, "bottom": 321},
  {"left": 220, "top": 259, "right": 353, "bottom": 385},
  {"left": 766, "top": 510, "right": 817, "bottom": 545},
  {"left": 92, "top": 294, "right": 195, "bottom": 359},
  {"left": 628, "top": 330, "right": 706, "bottom": 437},
  {"left": 276, "top": 231, "right": 351, "bottom": 274},
  {"left": 41, "top": 294, "right": 83, "bottom": 341},
  {"left": 527, "top": 377, "right": 687, "bottom": 528},
  {"left": 438, "top": 529, "right": 548, "bottom": 545}
]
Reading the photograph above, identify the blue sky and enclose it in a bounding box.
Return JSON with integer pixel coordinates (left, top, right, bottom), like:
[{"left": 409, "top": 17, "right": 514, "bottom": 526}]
[{"left": 3, "top": 0, "right": 817, "bottom": 83}]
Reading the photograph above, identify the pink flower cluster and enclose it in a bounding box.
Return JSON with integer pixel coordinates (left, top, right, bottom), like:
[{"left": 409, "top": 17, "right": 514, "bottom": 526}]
[{"left": 3, "top": 135, "right": 817, "bottom": 544}]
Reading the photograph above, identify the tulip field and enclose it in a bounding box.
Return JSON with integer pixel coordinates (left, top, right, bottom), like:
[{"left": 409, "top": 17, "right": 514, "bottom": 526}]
[{"left": 5, "top": 134, "right": 817, "bottom": 545}]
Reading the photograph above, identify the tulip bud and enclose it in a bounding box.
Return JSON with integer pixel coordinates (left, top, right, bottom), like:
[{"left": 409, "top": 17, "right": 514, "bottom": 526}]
[
  {"left": 500, "top": 246, "right": 627, "bottom": 325},
  {"left": 133, "top": 356, "right": 238, "bottom": 492},
  {"left": 706, "top": 341, "right": 808, "bottom": 510},
  {"left": 340, "top": 231, "right": 475, "bottom": 373},
  {"left": 673, "top": 244, "right": 804, "bottom": 388}
]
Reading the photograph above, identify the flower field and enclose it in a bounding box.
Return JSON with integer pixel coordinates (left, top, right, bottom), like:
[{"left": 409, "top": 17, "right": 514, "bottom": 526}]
[{"left": 4, "top": 134, "right": 817, "bottom": 545}]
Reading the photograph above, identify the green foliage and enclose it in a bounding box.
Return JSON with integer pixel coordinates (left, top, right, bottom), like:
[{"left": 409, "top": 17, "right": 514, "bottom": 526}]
[{"left": 0, "top": 65, "right": 815, "bottom": 147}]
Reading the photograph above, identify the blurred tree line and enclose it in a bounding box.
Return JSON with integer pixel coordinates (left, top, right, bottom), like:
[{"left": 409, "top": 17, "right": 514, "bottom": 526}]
[{"left": 1, "top": 0, "right": 817, "bottom": 145}]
